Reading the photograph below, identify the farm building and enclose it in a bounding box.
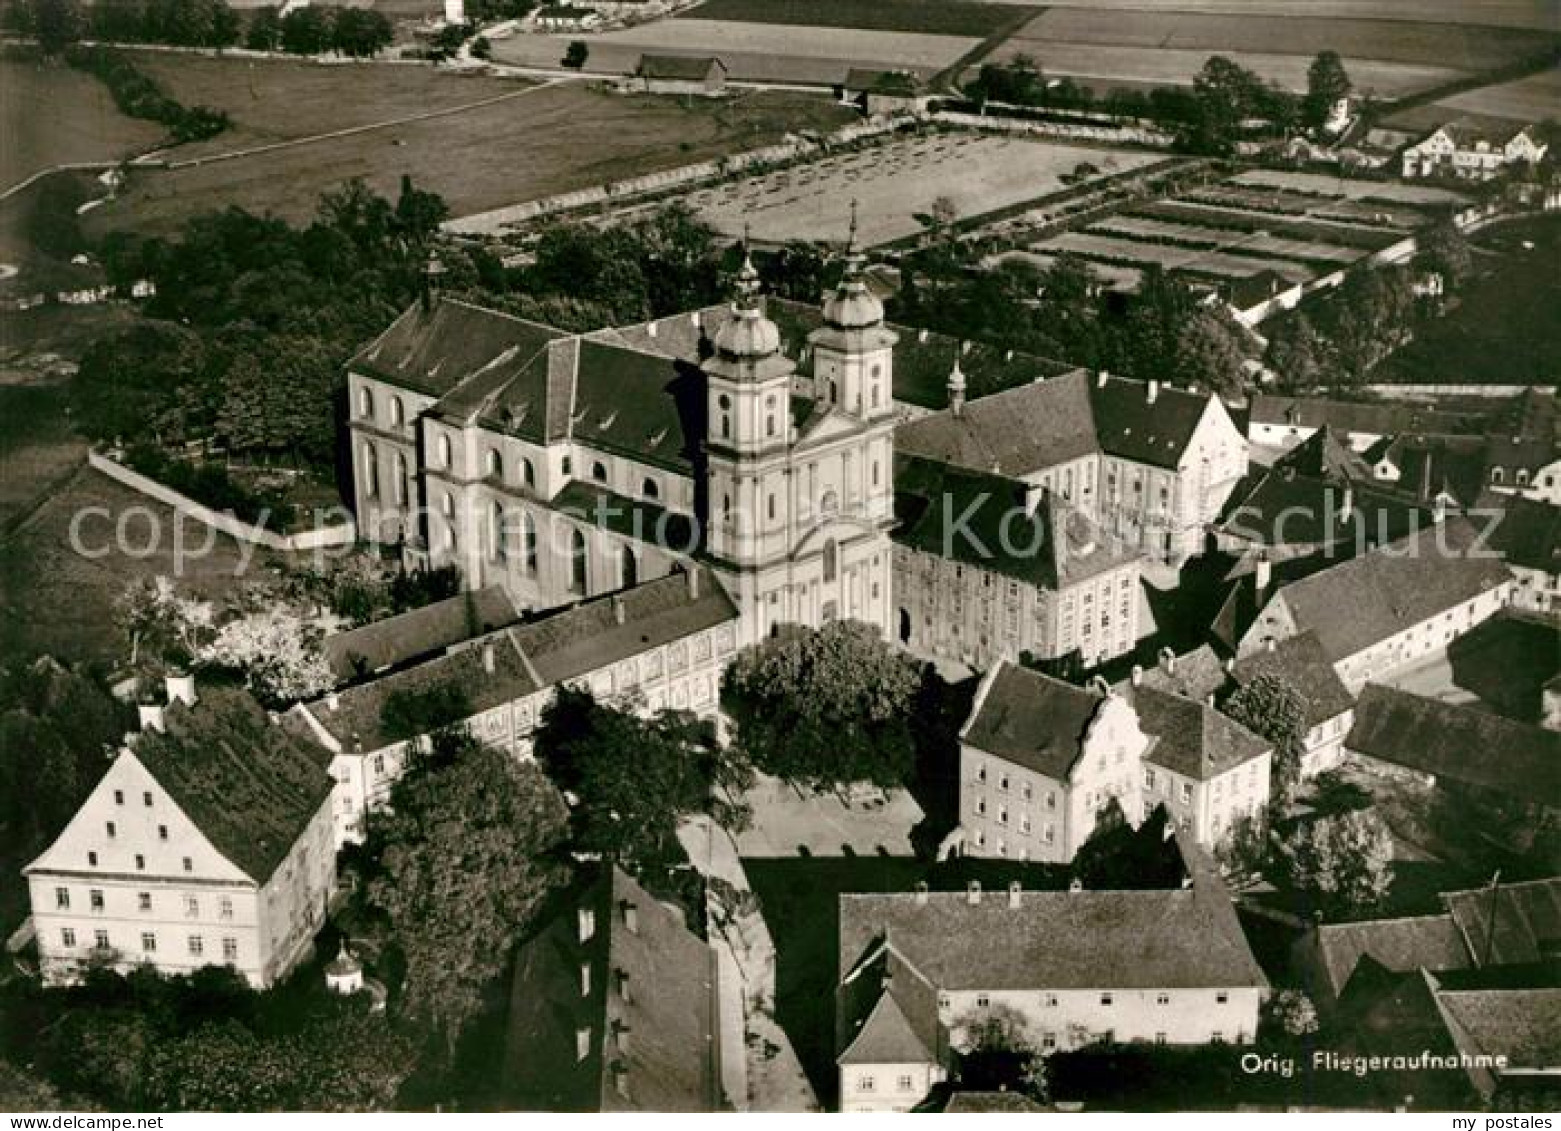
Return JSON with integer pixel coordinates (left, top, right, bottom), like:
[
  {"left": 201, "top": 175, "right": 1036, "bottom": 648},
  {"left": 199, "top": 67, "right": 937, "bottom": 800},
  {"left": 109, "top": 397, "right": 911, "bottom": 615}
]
[
  {"left": 1401, "top": 120, "right": 1548, "bottom": 180},
  {"left": 838, "top": 68, "right": 928, "bottom": 116},
  {"left": 632, "top": 54, "right": 727, "bottom": 96},
  {"left": 535, "top": 4, "right": 602, "bottom": 31}
]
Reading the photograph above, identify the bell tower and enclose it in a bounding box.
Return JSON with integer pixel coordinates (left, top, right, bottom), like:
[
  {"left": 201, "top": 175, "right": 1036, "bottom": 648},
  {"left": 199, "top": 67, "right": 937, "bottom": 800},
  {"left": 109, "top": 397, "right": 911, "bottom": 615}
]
[{"left": 808, "top": 203, "right": 898, "bottom": 423}]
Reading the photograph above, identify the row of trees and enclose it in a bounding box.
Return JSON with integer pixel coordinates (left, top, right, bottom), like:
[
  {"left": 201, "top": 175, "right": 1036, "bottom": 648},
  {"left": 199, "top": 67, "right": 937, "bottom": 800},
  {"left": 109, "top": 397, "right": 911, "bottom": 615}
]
[
  {"left": 66, "top": 44, "right": 229, "bottom": 141},
  {"left": 4, "top": 0, "right": 393, "bottom": 57},
  {"left": 966, "top": 50, "right": 1352, "bottom": 156}
]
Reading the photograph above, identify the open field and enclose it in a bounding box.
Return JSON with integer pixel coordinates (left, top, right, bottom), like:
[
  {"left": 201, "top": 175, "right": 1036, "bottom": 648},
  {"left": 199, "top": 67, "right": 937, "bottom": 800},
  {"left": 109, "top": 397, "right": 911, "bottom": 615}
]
[
  {"left": 84, "top": 67, "right": 853, "bottom": 234},
  {"left": 687, "top": 0, "right": 1036, "bottom": 38},
  {"left": 975, "top": 0, "right": 1561, "bottom": 31},
  {"left": 0, "top": 55, "right": 166, "bottom": 190},
  {"left": 1415, "top": 66, "right": 1561, "bottom": 122},
  {"left": 983, "top": 39, "right": 1466, "bottom": 97},
  {"left": 1227, "top": 169, "right": 1473, "bottom": 206},
  {"left": 490, "top": 20, "right": 979, "bottom": 83},
  {"left": 1372, "top": 214, "right": 1561, "bottom": 387},
  {"left": 1004, "top": 8, "right": 1557, "bottom": 69},
  {"left": 689, "top": 133, "right": 1160, "bottom": 246}
]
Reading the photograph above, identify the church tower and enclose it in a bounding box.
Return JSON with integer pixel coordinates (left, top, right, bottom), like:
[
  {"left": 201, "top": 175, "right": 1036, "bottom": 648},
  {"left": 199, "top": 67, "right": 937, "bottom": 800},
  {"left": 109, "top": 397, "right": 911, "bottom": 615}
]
[{"left": 703, "top": 222, "right": 897, "bottom": 645}]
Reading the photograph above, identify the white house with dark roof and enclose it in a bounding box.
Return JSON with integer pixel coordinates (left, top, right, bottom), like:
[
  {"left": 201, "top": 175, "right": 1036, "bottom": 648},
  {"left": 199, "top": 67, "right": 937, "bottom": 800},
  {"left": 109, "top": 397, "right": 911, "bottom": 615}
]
[
  {"left": 1401, "top": 121, "right": 1548, "bottom": 180},
  {"left": 835, "top": 838, "right": 1268, "bottom": 1112},
  {"left": 289, "top": 567, "right": 738, "bottom": 846},
  {"left": 1230, "top": 631, "right": 1356, "bottom": 776},
  {"left": 26, "top": 678, "right": 336, "bottom": 988}
]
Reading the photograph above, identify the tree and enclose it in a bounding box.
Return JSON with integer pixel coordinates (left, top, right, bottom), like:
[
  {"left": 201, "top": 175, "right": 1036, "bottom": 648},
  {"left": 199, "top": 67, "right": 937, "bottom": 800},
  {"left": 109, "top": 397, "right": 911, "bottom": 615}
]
[
  {"left": 1416, "top": 216, "right": 1472, "bottom": 290},
  {"left": 199, "top": 607, "right": 334, "bottom": 706},
  {"left": 114, "top": 576, "right": 216, "bottom": 670},
  {"left": 331, "top": 6, "right": 392, "bottom": 57},
  {"left": 956, "top": 1004, "right": 1050, "bottom": 1102},
  {"left": 1265, "top": 312, "right": 1326, "bottom": 391},
  {"left": 1223, "top": 672, "right": 1308, "bottom": 799},
  {"left": 1304, "top": 51, "right": 1351, "bottom": 129},
  {"left": 1173, "top": 309, "right": 1249, "bottom": 399},
  {"left": 1263, "top": 989, "right": 1320, "bottom": 1039},
  {"left": 1215, "top": 809, "right": 1273, "bottom": 880},
  {"left": 1278, "top": 808, "right": 1394, "bottom": 919},
  {"left": 561, "top": 39, "right": 587, "bottom": 69},
  {"left": 393, "top": 174, "right": 450, "bottom": 243},
  {"left": 721, "top": 620, "right": 924, "bottom": 790},
  {"left": 31, "top": 0, "right": 84, "bottom": 54},
  {"left": 280, "top": 4, "right": 331, "bottom": 54},
  {"left": 366, "top": 740, "right": 569, "bottom": 1057},
  {"left": 534, "top": 687, "right": 752, "bottom": 868},
  {"left": 245, "top": 5, "right": 281, "bottom": 50}
]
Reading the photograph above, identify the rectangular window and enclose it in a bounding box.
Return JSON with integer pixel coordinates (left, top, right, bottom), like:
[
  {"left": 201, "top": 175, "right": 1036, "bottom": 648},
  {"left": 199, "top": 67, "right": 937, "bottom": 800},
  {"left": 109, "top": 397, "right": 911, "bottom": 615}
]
[
  {"left": 859, "top": 1077, "right": 875, "bottom": 1094},
  {"left": 1044, "top": 993, "right": 1058, "bottom": 1007},
  {"left": 188, "top": 935, "right": 203, "bottom": 957},
  {"left": 143, "top": 791, "right": 153, "bottom": 807},
  {"left": 1216, "top": 991, "right": 1229, "bottom": 1004},
  {"left": 976, "top": 993, "right": 990, "bottom": 1008},
  {"left": 1180, "top": 782, "right": 1193, "bottom": 804},
  {"left": 182, "top": 857, "right": 193, "bottom": 873},
  {"left": 105, "top": 821, "right": 116, "bottom": 838},
  {"left": 1144, "top": 767, "right": 1156, "bottom": 790},
  {"left": 158, "top": 825, "right": 168, "bottom": 841},
  {"left": 138, "top": 892, "right": 152, "bottom": 912},
  {"left": 1157, "top": 992, "right": 1170, "bottom": 1006},
  {"left": 1042, "top": 1032, "right": 1057, "bottom": 1051},
  {"left": 61, "top": 928, "right": 76, "bottom": 948},
  {"left": 897, "top": 1075, "right": 913, "bottom": 1092},
  {"left": 141, "top": 933, "right": 157, "bottom": 953},
  {"left": 220, "top": 897, "right": 234, "bottom": 921},
  {"left": 113, "top": 790, "right": 123, "bottom": 805},
  {"left": 1211, "top": 1031, "right": 1225, "bottom": 1044},
  {"left": 134, "top": 854, "right": 145, "bottom": 871},
  {"left": 87, "top": 851, "right": 97, "bottom": 866},
  {"left": 185, "top": 896, "right": 199, "bottom": 918},
  {"left": 222, "top": 937, "right": 238, "bottom": 962},
  {"left": 1101, "top": 992, "right": 1113, "bottom": 1006},
  {"left": 1155, "top": 1032, "right": 1167, "bottom": 1046},
  {"left": 90, "top": 889, "right": 104, "bottom": 912},
  {"left": 54, "top": 887, "right": 69, "bottom": 911},
  {"left": 94, "top": 930, "right": 109, "bottom": 950}
]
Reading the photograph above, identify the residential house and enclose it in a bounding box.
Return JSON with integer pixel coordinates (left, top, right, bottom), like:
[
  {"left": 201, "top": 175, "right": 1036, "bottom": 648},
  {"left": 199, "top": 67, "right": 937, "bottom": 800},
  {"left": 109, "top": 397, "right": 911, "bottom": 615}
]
[
  {"left": 26, "top": 677, "right": 335, "bottom": 989},
  {"left": 838, "top": 69, "right": 928, "bottom": 116},
  {"left": 1476, "top": 489, "right": 1561, "bottom": 615},
  {"left": 503, "top": 866, "right": 726, "bottom": 1111},
  {"left": 535, "top": 4, "right": 602, "bottom": 31},
  {"left": 289, "top": 567, "right": 738, "bottom": 846},
  {"left": 1230, "top": 631, "right": 1356, "bottom": 777},
  {"left": 1245, "top": 394, "right": 1488, "bottom": 454},
  {"left": 835, "top": 839, "right": 1268, "bottom": 1112},
  {"left": 1401, "top": 121, "right": 1548, "bottom": 180},
  {"left": 632, "top": 54, "right": 727, "bottom": 96}
]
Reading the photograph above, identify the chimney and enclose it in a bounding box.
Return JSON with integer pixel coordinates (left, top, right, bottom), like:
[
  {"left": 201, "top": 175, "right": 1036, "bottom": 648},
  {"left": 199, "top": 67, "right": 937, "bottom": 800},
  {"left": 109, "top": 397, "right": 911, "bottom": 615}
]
[
  {"left": 1147, "top": 379, "right": 1160, "bottom": 405},
  {"left": 1223, "top": 656, "right": 1235, "bottom": 675},
  {"left": 138, "top": 703, "right": 165, "bottom": 733},
  {"left": 580, "top": 962, "right": 592, "bottom": 998},
  {"left": 621, "top": 900, "right": 638, "bottom": 934},
  {"left": 1130, "top": 663, "right": 1143, "bottom": 687},
  {"left": 1007, "top": 880, "right": 1022, "bottom": 909},
  {"left": 913, "top": 880, "right": 929, "bottom": 906},
  {"left": 165, "top": 670, "right": 196, "bottom": 707},
  {"left": 1089, "top": 675, "right": 1111, "bottom": 698},
  {"left": 1158, "top": 645, "right": 1175, "bottom": 674},
  {"left": 482, "top": 641, "right": 495, "bottom": 675},
  {"left": 966, "top": 880, "right": 982, "bottom": 906},
  {"left": 1097, "top": 369, "right": 1109, "bottom": 389},
  {"left": 610, "top": 1062, "right": 630, "bottom": 1099},
  {"left": 1254, "top": 552, "right": 1272, "bottom": 594},
  {"left": 612, "top": 596, "right": 626, "bottom": 626},
  {"left": 577, "top": 907, "right": 596, "bottom": 944},
  {"left": 1433, "top": 493, "right": 1447, "bottom": 523},
  {"left": 686, "top": 567, "right": 700, "bottom": 600}
]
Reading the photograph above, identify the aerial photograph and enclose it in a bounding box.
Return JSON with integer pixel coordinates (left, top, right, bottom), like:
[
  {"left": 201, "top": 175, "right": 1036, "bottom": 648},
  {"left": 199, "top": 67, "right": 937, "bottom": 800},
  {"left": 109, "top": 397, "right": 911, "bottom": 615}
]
[{"left": 0, "top": 0, "right": 1558, "bottom": 1117}]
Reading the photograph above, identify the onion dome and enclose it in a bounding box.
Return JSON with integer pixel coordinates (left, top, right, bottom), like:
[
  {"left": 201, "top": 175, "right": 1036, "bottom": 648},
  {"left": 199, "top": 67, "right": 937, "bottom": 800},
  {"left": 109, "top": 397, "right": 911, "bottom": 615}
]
[{"left": 713, "top": 249, "right": 782, "bottom": 360}]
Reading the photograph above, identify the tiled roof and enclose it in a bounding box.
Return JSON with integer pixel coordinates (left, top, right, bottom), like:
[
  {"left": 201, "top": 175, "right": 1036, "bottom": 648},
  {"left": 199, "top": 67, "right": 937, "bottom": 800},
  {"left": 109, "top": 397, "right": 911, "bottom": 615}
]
[
  {"left": 569, "top": 339, "right": 705, "bottom": 474},
  {"left": 1089, "top": 376, "right": 1214, "bottom": 470},
  {"left": 942, "top": 1092, "right": 1049, "bottom": 1112},
  {"left": 844, "top": 68, "right": 924, "bottom": 95},
  {"left": 351, "top": 298, "right": 566, "bottom": 399},
  {"left": 1347, "top": 684, "right": 1561, "bottom": 806},
  {"left": 895, "top": 371, "right": 1098, "bottom": 477},
  {"left": 636, "top": 54, "right": 724, "bottom": 81},
  {"left": 1132, "top": 685, "right": 1270, "bottom": 781},
  {"left": 505, "top": 866, "right": 722, "bottom": 1112},
  {"left": 135, "top": 687, "right": 333, "bottom": 885},
  {"left": 1231, "top": 631, "right": 1355, "bottom": 729},
  {"left": 323, "top": 586, "right": 520, "bottom": 682},
  {"left": 1374, "top": 435, "right": 1490, "bottom": 508},
  {"left": 837, "top": 864, "right": 1267, "bottom": 993},
  {"left": 1135, "top": 645, "right": 1228, "bottom": 702},
  {"left": 1436, "top": 986, "right": 1561, "bottom": 1070},
  {"left": 961, "top": 662, "right": 1106, "bottom": 781},
  {"left": 1275, "top": 427, "right": 1374, "bottom": 481},
  {"left": 1478, "top": 490, "right": 1561, "bottom": 574},
  {"left": 837, "top": 941, "right": 941, "bottom": 1066},
  {"left": 551, "top": 479, "right": 697, "bottom": 549},
  {"left": 1218, "top": 469, "right": 1431, "bottom": 551},
  {"left": 893, "top": 457, "right": 1135, "bottom": 589},
  {"left": 1266, "top": 518, "right": 1512, "bottom": 662},
  {"left": 1249, "top": 395, "right": 1489, "bottom": 437},
  {"left": 1312, "top": 914, "right": 1471, "bottom": 1001},
  {"left": 1441, "top": 878, "right": 1561, "bottom": 968}
]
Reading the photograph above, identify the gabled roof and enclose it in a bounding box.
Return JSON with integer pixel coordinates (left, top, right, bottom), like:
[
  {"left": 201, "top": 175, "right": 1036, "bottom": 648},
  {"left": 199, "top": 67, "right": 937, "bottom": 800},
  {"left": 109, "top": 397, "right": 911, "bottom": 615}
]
[
  {"left": 323, "top": 586, "right": 520, "bottom": 682},
  {"left": 1436, "top": 986, "right": 1561, "bottom": 1072},
  {"left": 351, "top": 297, "right": 566, "bottom": 399},
  {"left": 1372, "top": 434, "right": 1489, "bottom": 507},
  {"left": 837, "top": 856, "right": 1267, "bottom": 994},
  {"left": 1090, "top": 377, "right": 1219, "bottom": 470},
  {"left": 843, "top": 68, "right": 924, "bottom": 96},
  {"left": 1218, "top": 468, "right": 1431, "bottom": 551},
  {"left": 131, "top": 687, "right": 334, "bottom": 885},
  {"left": 895, "top": 370, "right": 1097, "bottom": 477},
  {"left": 1310, "top": 914, "right": 1471, "bottom": 1001},
  {"left": 1132, "top": 685, "right": 1270, "bottom": 782},
  {"left": 1135, "top": 645, "right": 1228, "bottom": 702},
  {"left": 1230, "top": 631, "right": 1355, "bottom": 729},
  {"left": 837, "top": 939, "right": 942, "bottom": 1066},
  {"left": 961, "top": 662, "right": 1107, "bottom": 781},
  {"left": 635, "top": 54, "right": 725, "bottom": 81},
  {"left": 1276, "top": 426, "right": 1374, "bottom": 481},
  {"left": 505, "top": 865, "right": 722, "bottom": 1112},
  {"left": 1478, "top": 489, "right": 1561, "bottom": 574},
  {"left": 1261, "top": 518, "right": 1512, "bottom": 663},
  {"left": 1347, "top": 684, "right": 1561, "bottom": 806},
  {"left": 1248, "top": 394, "right": 1488, "bottom": 437},
  {"left": 1441, "top": 878, "right": 1561, "bottom": 968}
]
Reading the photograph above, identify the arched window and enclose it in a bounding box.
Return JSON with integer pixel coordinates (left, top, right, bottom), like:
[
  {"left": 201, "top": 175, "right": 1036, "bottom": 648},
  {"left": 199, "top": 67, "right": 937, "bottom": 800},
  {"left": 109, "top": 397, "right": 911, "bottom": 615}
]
[
  {"left": 570, "top": 529, "right": 588, "bottom": 594},
  {"left": 718, "top": 394, "right": 731, "bottom": 441},
  {"left": 621, "top": 545, "right": 638, "bottom": 588},
  {"left": 1517, "top": 469, "right": 1530, "bottom": 486},
  {"left": 488, "top": 501, "right": 505, "bottom": 562},
  {"left": 359, "top": 387, "right": 374, "bottom": 419},
  {"left": 361, "top": 443, "right": 378, "bottom": 497},
  {"left": 392, "top": 451, "right": 407, "bottom": 505},
  {"left": 821, "top": 490, "right": 839, "bottom": 516},
  {"left": 522, "top": 458, "right": 536, "bottom": 489},
  {"left": 1490, "top": 467, "right": 1505, "bottom": 484},
  {"left": 486, "top": 449, "right": 502, "bottom": 480},
  {"left": 765, "top": 394, "right": 777, "bottom": 439},
  {"left": 722, "top": 494, "right": 732, "bottom": 527},
  {"left": 871, "top": 460, "right": 880, "bottom": 488},
  {"left": 441, "top": 493, "right": 456, "bottom": 551},
  {"left": 561, "top": 455, "right": 572, "bottom": 476},
  {"left": 441, "top": 492, "right": 455, "bottom": 518},
  {"left": 767, "top": 493, "right": 777, "bottom": 522},
  {"left": 823, "top": 539, "right": 838, "bottom": 583},
  {"left": 520, "top": 511, "right": 538, "bottom": 574},
  {"left": 389, "top": 396, "right": 404, "bottom": 427},
  {"left": 436, "top": 433, "right": 452, "bottom": 469},
  {"left": 591, "top": 461, "right": 608, "bottom": 483},
  {"left": 642, "top": 477, "right": 660, "bottom": 500}
]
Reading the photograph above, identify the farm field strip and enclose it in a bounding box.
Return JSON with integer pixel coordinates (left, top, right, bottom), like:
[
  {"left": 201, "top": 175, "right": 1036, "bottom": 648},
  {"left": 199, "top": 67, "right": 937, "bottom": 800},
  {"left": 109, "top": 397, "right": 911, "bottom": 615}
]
[
  {"left": 684, "top": 0, "right": 1037, "bottom": 38},
  {"left": 982, "top": 40, "right": 1466, "bottom": 96},
  {"left": 971, "top": 0, "right": 1561, "bottom": 31},
  {"left": 1227, "top": 169, "right": 1473, "bottom": 206},
  {"left": 1035, "top": 229, "right": 1318, "bottom": 281},
  {"left": 689, "top": 134, "right": 1159, "bottom": 247},
  {"left": 1424, "top": 66, "right": 1561, "bottom": 123},
  {"left": 1185, "top": 187, "right": 1436, "bottom": 230},
  {"left": 1090, "top": 216, "right": 1363, "bottom": 263},
  {"left": 1005, "top": 8, "right": 1555, "bottom": 68},
  {"left": 1132, "top": 201, "right": 1400, "bottom": 249}
]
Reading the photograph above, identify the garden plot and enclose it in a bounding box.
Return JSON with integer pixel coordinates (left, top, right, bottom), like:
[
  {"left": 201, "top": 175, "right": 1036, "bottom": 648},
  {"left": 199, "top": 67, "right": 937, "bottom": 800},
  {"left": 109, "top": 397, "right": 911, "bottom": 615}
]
[
  {"left": 1092, "top": 216, "right": 1362, "bottom": 265},
  {"left": 1185, "top": 186, "right": 1439, "bottom": 231},
  {"left": 693, "top": 133, "right": 1159, "bottom": 247},
  {"left": 1036, "top": 231, "right": 1317, "bottom": 283},
  {"left": 1228, "top": 169, "right": 1472, "bottom": 207},
  {"left": 1134, "top": 201, "right": 1400, "bottom": 251}
]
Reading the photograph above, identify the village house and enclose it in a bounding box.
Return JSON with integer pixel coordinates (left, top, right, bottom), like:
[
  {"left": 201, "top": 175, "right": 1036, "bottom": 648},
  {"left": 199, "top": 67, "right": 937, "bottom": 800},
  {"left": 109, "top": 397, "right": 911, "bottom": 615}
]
[
  {"left": 1473, "top": 490, "right": 1560, "bottom": 616},
  {"left": 503, "top": 866, "right": 727, "bottom": 1111},
  {"left": 835, "top": 838, "right": 1268, "bottom": 1112},
  {"left": 26, "top": 677, "right": 335, "bottom": 989},
  {"left": 1400, "top": 121, "right": 1548, "bottom": 180},
  {"left": 837, "top": 68, "right": 928, "bottom": 117},
  {"left": 1245, "top": 394, "right": 1488, "bottom": 455},
  {"left": 632, "top": 54, "right": 727, "bottom": 96},
  {"left": 535, "top": 4, "right": 602, "bottom": 31},
  {"left": 1230, "top": 631, "right": 1355, "bottom": 777},
  {"left": 289, "top": 567, "right": 738, "bottom": 846}
]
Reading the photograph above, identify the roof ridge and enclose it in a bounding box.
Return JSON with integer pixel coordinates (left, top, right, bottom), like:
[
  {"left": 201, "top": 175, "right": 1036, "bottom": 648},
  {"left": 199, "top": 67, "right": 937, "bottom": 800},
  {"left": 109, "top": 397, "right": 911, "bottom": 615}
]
[{"left": 440, "top": 295, "right": 571, "bottom": 336}]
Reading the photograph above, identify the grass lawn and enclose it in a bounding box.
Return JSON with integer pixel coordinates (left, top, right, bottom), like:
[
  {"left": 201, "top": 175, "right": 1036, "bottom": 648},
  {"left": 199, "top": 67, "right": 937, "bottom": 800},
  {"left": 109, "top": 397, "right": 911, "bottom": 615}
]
[
  {"left": 85, "top": 74, "right": 855, "bottom": 234},
  {"left": 688, "top": 0, "right": 1039, "bottom": 38},
  {"left": 1372, "top": 214, "right": 1561, "bottom": 388},
  {"left": 0, "top": 52, "right": 167, "bottom": 191}
]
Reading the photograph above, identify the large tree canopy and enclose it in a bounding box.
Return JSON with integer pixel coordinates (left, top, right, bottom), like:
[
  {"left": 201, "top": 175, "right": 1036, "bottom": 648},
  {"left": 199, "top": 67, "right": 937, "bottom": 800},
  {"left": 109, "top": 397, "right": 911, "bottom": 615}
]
[{"left": 721, "top": 620, "right": 924, "bottom": 789}]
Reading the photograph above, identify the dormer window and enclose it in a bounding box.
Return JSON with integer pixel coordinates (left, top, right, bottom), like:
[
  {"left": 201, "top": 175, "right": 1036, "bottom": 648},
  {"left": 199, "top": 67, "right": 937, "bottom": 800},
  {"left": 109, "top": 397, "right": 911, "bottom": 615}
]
[
  {"left": 436, "top": 433, "right": 452, "bottom": 469},
  {"left": 591, "top": 461, "right": 608, "bottom": 484},
  {"left": 642, "top": 477, "right": 659, "bottom": 500}
]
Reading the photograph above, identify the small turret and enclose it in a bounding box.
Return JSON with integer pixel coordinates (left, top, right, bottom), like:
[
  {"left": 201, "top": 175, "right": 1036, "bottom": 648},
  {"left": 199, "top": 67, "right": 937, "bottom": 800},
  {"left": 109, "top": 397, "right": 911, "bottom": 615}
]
[{"left": 948, "top": 353, "right": 967, "bottom": 417}]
